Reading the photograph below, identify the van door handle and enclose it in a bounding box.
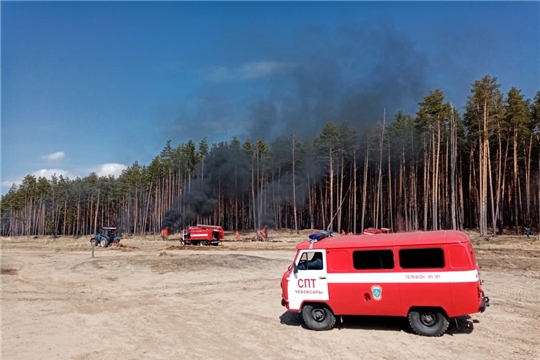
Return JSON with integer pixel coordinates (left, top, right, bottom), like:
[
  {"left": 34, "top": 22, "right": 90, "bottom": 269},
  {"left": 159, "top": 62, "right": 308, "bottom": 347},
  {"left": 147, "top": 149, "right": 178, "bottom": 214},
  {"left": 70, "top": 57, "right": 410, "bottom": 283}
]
[{"left": 318, "top": 276, "right": 326, "bottom": 280}]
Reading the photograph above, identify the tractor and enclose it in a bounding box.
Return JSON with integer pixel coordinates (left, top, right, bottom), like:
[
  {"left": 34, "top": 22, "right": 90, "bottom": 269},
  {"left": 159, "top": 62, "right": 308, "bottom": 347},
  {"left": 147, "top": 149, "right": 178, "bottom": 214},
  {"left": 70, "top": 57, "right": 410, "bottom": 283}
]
[{"left": 90, "top": 227, "right": 121, "bottom": 248}]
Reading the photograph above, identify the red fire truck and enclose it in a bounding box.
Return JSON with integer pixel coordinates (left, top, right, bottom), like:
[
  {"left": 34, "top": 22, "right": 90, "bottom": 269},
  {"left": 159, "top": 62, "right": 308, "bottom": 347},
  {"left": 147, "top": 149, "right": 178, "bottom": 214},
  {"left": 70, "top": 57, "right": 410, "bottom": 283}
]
[
  {"left": 280, "top": 230, "right": 489, "bottom": 336},
  {"left": 181, "top": 224, "right": 224, "bottom": 246}
]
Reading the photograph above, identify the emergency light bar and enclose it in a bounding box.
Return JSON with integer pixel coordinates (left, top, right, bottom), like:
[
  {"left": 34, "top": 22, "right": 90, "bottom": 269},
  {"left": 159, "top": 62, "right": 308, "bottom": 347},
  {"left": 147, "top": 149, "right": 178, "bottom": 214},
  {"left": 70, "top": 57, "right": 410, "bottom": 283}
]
[{"left": 308, "top": 230, "right": 333, "bottom": 249}]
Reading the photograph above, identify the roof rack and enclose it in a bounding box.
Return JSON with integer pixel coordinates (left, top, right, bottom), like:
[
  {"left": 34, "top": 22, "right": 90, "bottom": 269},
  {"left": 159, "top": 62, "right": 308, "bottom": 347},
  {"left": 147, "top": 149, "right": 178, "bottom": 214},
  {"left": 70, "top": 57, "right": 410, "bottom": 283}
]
[
  {"left": 308, "top": 230, "right": 333, "bottom": 249},
  {"left": 195, "top": 224, "right": 222, "bottom": 228},
  {"left": 362, "top": 227, "right": 391, "bottom": 235}
]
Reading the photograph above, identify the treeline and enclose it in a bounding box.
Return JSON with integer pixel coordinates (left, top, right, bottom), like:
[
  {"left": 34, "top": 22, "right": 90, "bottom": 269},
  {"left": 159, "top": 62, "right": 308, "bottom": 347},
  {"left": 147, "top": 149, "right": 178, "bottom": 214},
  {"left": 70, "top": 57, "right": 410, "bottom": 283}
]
[{"left": 1, "top": 75, "right": 539, "bottom": 237}]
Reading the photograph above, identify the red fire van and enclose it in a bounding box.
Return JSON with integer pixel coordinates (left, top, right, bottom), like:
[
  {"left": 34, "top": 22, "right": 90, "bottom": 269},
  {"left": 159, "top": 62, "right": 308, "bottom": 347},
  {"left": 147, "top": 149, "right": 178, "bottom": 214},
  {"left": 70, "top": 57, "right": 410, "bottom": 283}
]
[{"left": 280, "top": 230, "right": 490, "bottom": 336}]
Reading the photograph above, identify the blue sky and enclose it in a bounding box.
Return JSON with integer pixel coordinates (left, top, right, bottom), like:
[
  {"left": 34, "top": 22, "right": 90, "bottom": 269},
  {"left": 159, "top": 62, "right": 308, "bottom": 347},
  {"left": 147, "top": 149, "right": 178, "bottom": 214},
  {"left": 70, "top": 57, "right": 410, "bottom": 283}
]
[{"left": 2, "top": 1, "right": 539, "bottom": 193}]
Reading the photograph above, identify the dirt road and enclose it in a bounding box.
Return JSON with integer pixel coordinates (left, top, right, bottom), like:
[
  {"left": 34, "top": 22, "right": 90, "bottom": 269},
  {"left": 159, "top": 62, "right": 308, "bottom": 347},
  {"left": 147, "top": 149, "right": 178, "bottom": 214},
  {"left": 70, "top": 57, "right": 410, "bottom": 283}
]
[{"left": 1, "top": 235, "right": 539, "bottom": 360}]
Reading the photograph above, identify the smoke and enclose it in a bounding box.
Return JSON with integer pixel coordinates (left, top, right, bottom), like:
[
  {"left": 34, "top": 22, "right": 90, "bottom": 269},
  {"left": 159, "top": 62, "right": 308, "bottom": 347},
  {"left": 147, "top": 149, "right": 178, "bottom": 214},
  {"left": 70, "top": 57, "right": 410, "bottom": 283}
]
[
  {"left": 259, "top": 213, "right": 275, "bottom": 229},
  {"left": 197, "top": 143, "right": 251, "bottom": 200},
  {"left": 246, "top": 20, "right": 430, "bottom": 140},
  {"left": 162, "top": 208, "right": 182, "bottom": 230},
  {"left": 168, "top": 19, "right": 430, "bottom": 144},
  {"left": 178, "top": 181, "right": 218, "bottom": 223},
  {"left": 161, "top": 180, "right": 218, "bottom": 231},
  {"left": 162, "top": 18, "right": 432, "bottom": 228}
]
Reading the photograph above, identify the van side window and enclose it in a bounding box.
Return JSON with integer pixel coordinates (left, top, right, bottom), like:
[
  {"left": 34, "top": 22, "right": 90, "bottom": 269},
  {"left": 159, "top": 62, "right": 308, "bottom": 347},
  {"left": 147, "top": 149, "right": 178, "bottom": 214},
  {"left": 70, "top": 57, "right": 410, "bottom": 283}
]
[
  {"left": 297, "top": 251, "right": 324, "bottom": 270},
  {"left": 399, "top": 248, "right": 445, "bottom": 269},
  {"left": 353, "top": 250, "right": 394, "bottom": 270}
]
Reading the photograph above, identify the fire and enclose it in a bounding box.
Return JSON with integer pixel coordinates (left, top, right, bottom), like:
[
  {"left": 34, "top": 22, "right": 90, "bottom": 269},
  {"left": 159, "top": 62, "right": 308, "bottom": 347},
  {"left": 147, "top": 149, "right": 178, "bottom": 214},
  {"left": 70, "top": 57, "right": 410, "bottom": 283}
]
[{"left": 256, "top": 226, "right": 268, "bottom": 241}]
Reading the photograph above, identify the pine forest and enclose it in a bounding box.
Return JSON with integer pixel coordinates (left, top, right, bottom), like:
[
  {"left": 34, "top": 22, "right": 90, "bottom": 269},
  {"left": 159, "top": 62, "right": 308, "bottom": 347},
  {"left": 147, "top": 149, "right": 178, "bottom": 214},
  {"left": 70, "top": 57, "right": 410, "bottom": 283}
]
[{"left": 2, "top": 75, "right": 539, "bottom": 238}]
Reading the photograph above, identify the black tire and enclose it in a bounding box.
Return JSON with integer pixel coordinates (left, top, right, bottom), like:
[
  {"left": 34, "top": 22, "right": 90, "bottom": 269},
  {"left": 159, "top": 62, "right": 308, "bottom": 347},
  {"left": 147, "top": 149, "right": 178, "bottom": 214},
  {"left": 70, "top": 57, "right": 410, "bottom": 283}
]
[
  {"left": 408, "top": 308, "right": 449, "bottom": 337},
  {"left": 100, "top": 238, "right": 109, "bottom": 248},
  {"left": 302, "top": 304, "right": 336, "bottom": 331}
]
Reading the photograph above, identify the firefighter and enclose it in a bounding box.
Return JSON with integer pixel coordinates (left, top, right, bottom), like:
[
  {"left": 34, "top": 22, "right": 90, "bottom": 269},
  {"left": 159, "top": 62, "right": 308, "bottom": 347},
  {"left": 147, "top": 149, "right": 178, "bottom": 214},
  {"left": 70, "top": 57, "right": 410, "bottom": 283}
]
[{"left": 161, "top": 227, "right": 169, "bottom": 241}]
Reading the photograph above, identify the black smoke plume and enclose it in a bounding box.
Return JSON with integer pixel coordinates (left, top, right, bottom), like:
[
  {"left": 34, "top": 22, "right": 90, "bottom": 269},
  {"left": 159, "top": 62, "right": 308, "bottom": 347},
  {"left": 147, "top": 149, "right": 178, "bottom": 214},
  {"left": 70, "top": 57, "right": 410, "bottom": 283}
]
[
  {"left": 162, "top": 208, "right": 182, "bottom": 231},
  {"left": 161, "top": 180, "right": 219, "bottom": 231},
  {"left": 167, "top": 19, "right": 430, "bottom": 144},
  {"left": 178, "top": 180, "right": 218, "bottom": 224},
  {"left": 196, "top": 143, "right": 251, "bottom": 201}
]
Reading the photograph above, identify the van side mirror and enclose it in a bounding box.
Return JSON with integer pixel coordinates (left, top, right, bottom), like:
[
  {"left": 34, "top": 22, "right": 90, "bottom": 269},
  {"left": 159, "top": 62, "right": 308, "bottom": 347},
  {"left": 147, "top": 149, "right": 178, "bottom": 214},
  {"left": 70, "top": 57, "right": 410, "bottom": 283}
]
[{"left": 293, "top": 262, "right": 298, "bottom": 274}]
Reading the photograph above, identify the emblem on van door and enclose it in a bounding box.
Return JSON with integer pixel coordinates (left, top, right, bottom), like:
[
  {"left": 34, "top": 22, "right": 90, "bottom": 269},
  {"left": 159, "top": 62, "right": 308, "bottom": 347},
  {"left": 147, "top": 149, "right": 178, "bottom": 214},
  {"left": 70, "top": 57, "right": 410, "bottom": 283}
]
[{"left": 371, "top": 285, "right": 382, "bottom": 301}]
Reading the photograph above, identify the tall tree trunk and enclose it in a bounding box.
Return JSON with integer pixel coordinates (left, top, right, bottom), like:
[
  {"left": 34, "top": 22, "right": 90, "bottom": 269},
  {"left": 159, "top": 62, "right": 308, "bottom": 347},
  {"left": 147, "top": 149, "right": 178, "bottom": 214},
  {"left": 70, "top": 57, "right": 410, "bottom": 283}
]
[
  {"left": 76, "top": 198, "right": 80, "bottom": 236},
  {"left": 361, "top": 146, "right": 369, "bottom": 232},
  {"left": 387, "top": 141, "right": 393, "bottom": 230},
  {"left": 479, "top": 100, "right": 489, "bottom": 236},
  {"left": 251, "top": 163, "right": 256, "bottom": 230},
  {"left": 328, "top": 149, "right": 334, "bottom": 230},
  {"left": 513, "top": 127, "right": 519, "bottom": 234},
  {"left": 144, "top": 182, "right": 153, "bottom": 234},
  {"left": 487, "top": 145, "right": 496, "bottom": 235},
  {"left": 353, "top": 149, "right": 358, "bottom": 233},
  {"left": 93, "top": 190, "right": 100, "bottom": 234},
  {"left": 450, "top": 109, "right": 457, "bottom": 230},
  {"left": 338, "top": 156, "right": 344, "bottom": 232},
  {"left": 525, "top": 135, "right": 533, "bottom": 226},
  {"left": 433, "top": 120, "right": 441, "bottom": 231},
  {"left": 292, "top": 136, "right": 299, "bottom": 234},
  {"left": 423, "top": 133, "right": 430, "bottom": 231},
  {"left": 376, "top": 114, "right": 385, "bottom": 228}
]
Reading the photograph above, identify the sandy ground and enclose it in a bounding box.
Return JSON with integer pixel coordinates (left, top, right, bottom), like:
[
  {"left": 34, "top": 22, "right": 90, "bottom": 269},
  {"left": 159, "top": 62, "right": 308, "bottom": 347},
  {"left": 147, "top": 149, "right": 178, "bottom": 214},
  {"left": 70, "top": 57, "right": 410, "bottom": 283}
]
[{"left": 1, "top": 231, "right": 539, "bottom": 360}]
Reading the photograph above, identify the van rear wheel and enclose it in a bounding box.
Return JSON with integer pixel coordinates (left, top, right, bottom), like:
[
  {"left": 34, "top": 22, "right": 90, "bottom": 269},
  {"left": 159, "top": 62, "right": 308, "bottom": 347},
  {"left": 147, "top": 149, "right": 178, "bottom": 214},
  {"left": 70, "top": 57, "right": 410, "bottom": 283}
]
[
  {"left": 408, "top": 308, "right": 449, "bottom": 337},
  {"left": 302, "top": 304, "right": 336, "bottom": 331}
]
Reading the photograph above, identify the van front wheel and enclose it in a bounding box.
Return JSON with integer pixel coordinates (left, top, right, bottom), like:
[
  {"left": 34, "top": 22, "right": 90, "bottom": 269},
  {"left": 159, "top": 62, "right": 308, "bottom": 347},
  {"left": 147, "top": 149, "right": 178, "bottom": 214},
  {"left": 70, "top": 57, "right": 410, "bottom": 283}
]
[
  {"left": 302, "top": 304, "right": 336, "bottom": 331},
  {"left": 408, "top": 308, "right": 449, "bottom": 337}
]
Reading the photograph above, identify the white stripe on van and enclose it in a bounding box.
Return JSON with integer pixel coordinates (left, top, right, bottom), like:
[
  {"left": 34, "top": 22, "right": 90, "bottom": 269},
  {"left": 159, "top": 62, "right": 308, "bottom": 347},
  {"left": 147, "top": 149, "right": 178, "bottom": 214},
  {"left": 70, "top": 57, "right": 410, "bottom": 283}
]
[{"left": 326, "top": 270, "right": 478, "bottom": 284}]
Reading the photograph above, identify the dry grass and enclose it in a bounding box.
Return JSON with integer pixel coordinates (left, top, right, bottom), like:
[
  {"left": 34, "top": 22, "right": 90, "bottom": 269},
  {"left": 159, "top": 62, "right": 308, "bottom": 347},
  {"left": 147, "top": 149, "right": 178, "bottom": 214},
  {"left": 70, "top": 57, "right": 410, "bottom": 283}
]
[
  {"left": 1, "top": 236, "right": 90, "bottom": 251},
  {"left": 2, "top": 228, "right": 537, "bottom": 255},
  {"left": 107, "top": 243, "right": 140, "bottom": 251}
]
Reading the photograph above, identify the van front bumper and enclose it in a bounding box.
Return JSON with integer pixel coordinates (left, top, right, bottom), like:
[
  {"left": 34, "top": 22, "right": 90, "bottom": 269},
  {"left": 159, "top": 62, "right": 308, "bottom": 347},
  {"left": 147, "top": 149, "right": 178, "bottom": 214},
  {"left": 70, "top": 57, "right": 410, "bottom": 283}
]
[{"left": 480, "top": 296, "right": 490, "bottom": 312}]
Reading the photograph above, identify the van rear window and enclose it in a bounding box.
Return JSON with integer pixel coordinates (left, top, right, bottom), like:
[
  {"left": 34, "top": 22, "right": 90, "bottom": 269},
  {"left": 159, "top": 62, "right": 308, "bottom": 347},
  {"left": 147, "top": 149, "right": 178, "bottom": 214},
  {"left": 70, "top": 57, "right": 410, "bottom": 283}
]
[
  {"left": 399, "top": 248, "right": 445, "bottom": 269},
  {"left": 352, "top": 250, "right": 394, "bottom": 270}
]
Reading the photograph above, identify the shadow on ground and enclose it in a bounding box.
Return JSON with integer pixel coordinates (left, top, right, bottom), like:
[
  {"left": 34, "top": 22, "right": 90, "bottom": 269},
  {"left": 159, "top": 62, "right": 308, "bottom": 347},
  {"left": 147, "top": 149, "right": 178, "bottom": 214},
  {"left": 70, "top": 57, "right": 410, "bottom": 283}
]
[{"left": 279, "top": 311, "right": 476, "bottom": 335}]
